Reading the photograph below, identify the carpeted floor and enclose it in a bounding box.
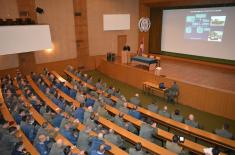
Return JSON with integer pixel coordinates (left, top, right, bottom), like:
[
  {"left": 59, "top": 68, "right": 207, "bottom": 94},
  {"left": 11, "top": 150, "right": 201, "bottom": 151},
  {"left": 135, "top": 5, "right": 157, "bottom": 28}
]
[{"left": 83, "top": 70, "right": 235, "bottom": 135}]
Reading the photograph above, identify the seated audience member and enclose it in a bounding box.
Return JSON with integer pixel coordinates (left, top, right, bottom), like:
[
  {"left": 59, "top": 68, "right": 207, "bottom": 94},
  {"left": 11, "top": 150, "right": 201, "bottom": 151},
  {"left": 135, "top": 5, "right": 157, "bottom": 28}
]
[
  {"left": 89, "top": 133, "right": 111, "bottom": 154},
  {"left": 106, "top": 86, "right": 114, "bottom": 95},
  {"left": 147, "top": 103, "right": 158, "bottom": 113},
  {"left": 75, "top": 92, "right": 85, "bottom": 105},
  {"left": 124, "top": 122, "right": 138, "bottom": 135},
  {"left": 76, "top": 70, "right": 82, "bottom": 78},
  {"left": 90, "top": 144, "right": 110, "bottom": 155},
  {"left": 171, "top": 109, "right": 184, "bottom": 122},
  {"left": 51, "top": 112, "right": 64, "bottom": 128},
  {"left": 104, "top": 129, "right": 124, "bottom": 148},
  {"left": 84, "top": 95, "right": 95, "bottom": 107},
  {"left": 166, "top": 135, "right": 183, "bottom": 154},
  {"left": 128, "top": 106, "right": 142, "bottom": 120},
  {"left": 49, "top": 139, "right": 65, "bottom": 155},
  {"left": 113, "top": 88, "right": 122, "bottom": 98},
  {"left": 103, "top": 94, "right": 114, "bottom": 106},
  {"left": 166, "top": 81, "right": 179, "bottom": 103},
  {"left": 11, "top": 141, "right": 27, "bottom": 155},
  {"left": 66, "top": 65, "right": 74, "bottom": 73},
  {"left": 215, "top": 123, "right": 233, "bottom": 139},
  {"left": 35, "top": 134, "right": 51, "bottom": 155},
  {"left": 87, "top": 76, "right": 93, "bottom": 85},
  {"left": 139, "top": 122, "right": 157, "bottom": 142},
  {"left": 69, "top": 85, "right": 77, "bottom": 99},
  {"left": 84, "top": 106, "right": 93, "bottom": 123},
  {"left": 84, "top": 113, "right": 99, "bottom": 132},
  {"left": 115, "top": 99, "right": 123, "bottom": 109},
  {"left": 97, "top": 103, "right": 112, "bottom": 120},
  {"left": 113, "top": 113, "right": 125, "bottom": 128},
  {"left": 13, "top": 109, "right": 26, "bottom": 124},
  {"left": 43, "top": 68, "right": 49, "bottom": 76},
  {"left": 34, "top": 122, "right": 56, "bottom": 145},
  {"left": 1, "top": 126, "right": 20, "bottom": 151},
  {"left": 129, "top": 142, "right": 145, "bottom": 155},
  {"left": 77, "top": 126, "right": 91, "bottom": 151},
  {"left": 20, "top": 115, "right": 37, "bottom": 142},
  {"left": 73, "top": 104, "right": 85, "bottom": 123},
  {"left": 60, "top": 123, "right": 78, "bottom": 145},
  {"left": 185, "top": 114, "right": 199, "bottom": 128},
  {"left": 61, "top": 83, "right": 69, "bottom": 95},
  {"left": 95, "top": 79, "right": 103, "bottom": 90},
  {"left": 119, "top": 102, "right": 129, "bottom": 114},
  {"left": 129, "top": 93, "right": 141, "bottom": 106},
  {"left": 203, "top": 147, "right": 220, "bottom": 155},
  {"left": 62, "top": 145, "right": 84, "bottom": 155}
]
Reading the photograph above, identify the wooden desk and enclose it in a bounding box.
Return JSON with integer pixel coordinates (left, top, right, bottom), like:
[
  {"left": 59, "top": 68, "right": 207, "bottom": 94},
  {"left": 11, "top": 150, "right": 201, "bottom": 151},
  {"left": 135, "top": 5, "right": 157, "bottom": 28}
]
[
  {"left": 49, "top": 72, "right": 176, "bottom": 155},
  {"left": 27, "top": 76, "right": 128, "bottom": 155},
  {"left": 143, "top": 81, "right": 166, "bottom": 97},
  {"left": 0, "top": 82, "right": 40, "bottom": 155},
  {"left": 52, "top": 72, "right": 217, "bottom": 154},
  {"left": 64, "top": 69, "right": 235, "bottom": 151}
]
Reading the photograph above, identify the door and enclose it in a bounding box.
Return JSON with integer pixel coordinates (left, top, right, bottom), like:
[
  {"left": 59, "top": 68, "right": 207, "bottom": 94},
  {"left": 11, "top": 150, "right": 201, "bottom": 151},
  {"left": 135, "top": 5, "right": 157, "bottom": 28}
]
[{"left": 117, "top": 35, "right": 127, "bottom": 57}]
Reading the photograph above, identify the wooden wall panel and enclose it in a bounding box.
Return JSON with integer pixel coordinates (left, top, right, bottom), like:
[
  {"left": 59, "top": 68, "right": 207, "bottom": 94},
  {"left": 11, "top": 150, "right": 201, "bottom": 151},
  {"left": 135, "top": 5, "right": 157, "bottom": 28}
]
[
  {"left": 98, "top": 60, "right": 235, "bottom": 120},
  {"left": 149, "top": 8, "right": 162, "bottom": 53},
  {"left": 73, "top": 0, "right": 89, "bottom": 58},
  {"left": 17, "top": 0, "right": 37, "bottom": 75},
  {"left": 139, "top": 2, "right": 150, "bottom": 53}
]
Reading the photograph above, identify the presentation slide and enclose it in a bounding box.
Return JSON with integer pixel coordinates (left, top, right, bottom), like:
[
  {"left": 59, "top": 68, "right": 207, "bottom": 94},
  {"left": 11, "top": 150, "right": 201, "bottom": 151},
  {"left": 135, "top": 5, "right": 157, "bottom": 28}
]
[
  {"left": 184, "top": 10, "right": 226, "bottom": 42},
  {"left": 161, "top": 6, "right": 235, "bottom": 60}
]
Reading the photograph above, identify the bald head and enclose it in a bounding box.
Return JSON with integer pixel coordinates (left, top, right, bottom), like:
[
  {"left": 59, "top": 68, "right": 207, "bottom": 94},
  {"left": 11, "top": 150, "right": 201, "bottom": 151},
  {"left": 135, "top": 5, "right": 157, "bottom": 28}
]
[
  {"left": 98, "top": 132, "right": 103, "bottom": 139},
  {"left": 163, "top": 106, "right": 168, "bottom": 111},
  {"left": 56, "top": 139, "right": 63, "bottom": 147},
  {"left": 109, "top": 128, "right": 114, "bottom": 134},
  {"left": 188, "top": 114, "right": 194, "bottom": 121}
]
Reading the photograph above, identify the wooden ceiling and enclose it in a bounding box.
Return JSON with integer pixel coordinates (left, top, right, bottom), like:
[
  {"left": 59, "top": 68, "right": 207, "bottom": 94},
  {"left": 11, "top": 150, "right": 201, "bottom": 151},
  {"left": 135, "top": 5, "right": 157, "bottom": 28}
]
[{"left": 140, "top": 0, "right": 235, "bottom": 8}]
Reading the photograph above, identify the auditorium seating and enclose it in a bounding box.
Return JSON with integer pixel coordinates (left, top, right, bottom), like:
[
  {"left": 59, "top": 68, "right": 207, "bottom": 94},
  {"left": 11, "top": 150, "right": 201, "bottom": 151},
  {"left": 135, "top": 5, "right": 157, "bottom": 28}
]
[
  {"left": 63, "top": 68, "right": 235, "bottom": 152},
  {"left": 28, "top": 74, "right": 175, "bottom": 155},
  {"left": 12, "top": 80, "right": 81, "bottom": 154},
  {"left": 49, "top": 71, "right": 217, "bottom": 154},
  {"left": 0, "top": 82, "right": 39, "bottom": 155}
]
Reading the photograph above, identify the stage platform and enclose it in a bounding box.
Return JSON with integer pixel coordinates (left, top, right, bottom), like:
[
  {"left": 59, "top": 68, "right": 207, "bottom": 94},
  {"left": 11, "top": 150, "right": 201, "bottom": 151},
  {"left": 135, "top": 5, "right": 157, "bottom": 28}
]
[
  {"left": 129, "top": 57, "right": 235, "bottom": 93},
  {"left": 97, "top": 57, "right": 235, "bottom": 120}
]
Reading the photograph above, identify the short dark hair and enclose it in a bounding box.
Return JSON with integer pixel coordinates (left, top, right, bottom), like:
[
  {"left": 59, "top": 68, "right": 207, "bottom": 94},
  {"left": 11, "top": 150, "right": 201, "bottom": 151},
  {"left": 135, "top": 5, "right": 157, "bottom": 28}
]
[
  {"left": 14, "top": 141, "right": 24, "bottom": 150},
  {"left": 174, "top": 109, "right": 180, "bottom": 115},
  {"left": 135, "top": 142, "right": 142, "bottom": 151},
  {"left": 172, "top": 135, "right": 179, "bottom": 143},
  {"left": 212, "top": 147, "right": 220, "bottom": 155},
  {"left": 8, "top": 126, "right": 17, "bottom": 133},
  {"left": 223, "top": 123, "right": 229, "bottom": 130},
  {"left": 63, "top": 146, "right": 71, "bottom": 155}
]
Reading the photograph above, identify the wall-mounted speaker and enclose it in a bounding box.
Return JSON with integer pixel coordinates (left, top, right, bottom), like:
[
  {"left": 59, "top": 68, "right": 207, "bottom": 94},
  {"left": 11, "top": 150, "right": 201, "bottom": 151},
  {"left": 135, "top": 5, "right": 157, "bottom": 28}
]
[{"left": 36, "top": 7, "right": 44, "bottom": 14}]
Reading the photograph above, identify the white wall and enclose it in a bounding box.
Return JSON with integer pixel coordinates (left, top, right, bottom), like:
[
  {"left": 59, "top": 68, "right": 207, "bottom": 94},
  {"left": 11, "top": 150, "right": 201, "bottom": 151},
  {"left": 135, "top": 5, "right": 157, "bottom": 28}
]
[
  {"left": 87, "top": 0, "right": 139, "bottom": 56},
  {"left": 0, "top": 0, "right": 19, "bottom": 69},
  {"left": 35, "top": 0, "right": 77, "bottom": 64}
]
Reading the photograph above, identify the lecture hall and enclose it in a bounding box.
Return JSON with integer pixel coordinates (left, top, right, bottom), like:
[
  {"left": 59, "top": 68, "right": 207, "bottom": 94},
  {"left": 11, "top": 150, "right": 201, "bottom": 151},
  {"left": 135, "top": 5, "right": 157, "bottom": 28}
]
[{"left": 0, "top": 0, "right": 235, "bottom": 155}]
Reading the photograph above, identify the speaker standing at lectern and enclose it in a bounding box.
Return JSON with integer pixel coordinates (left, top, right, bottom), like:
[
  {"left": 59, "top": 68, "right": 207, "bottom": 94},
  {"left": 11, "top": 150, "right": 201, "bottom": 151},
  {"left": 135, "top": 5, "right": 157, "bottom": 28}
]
[{"left": 121, "top": 45, "right": 131, "bottom": 64}]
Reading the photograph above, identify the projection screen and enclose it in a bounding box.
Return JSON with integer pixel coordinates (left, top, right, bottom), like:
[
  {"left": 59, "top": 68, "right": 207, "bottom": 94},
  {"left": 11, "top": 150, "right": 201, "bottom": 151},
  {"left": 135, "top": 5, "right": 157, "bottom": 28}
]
[
  {"left": 161, "top": 6, "right": 235, "bottom": 60},
  {"left": 0, "top": 25, "right": 52, "bottom": 56}
]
